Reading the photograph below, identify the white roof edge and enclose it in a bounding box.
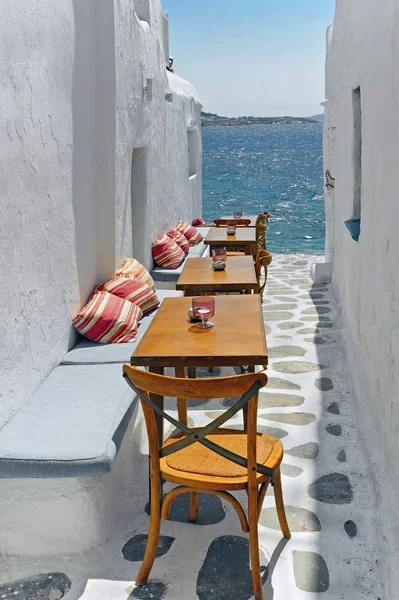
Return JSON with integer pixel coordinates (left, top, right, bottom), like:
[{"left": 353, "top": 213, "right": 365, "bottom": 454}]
[{"left": 167, "top": 71, "right": 202, "bottom": 106}]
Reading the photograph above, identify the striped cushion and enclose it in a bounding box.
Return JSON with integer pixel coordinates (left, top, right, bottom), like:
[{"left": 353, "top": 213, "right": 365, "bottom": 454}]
[
  {"left": 166, "top": 229, "right": 189, "bottom": 255},
  {"left": 73, "top": 291, "right": 142, "bottom": 344},
  {"left": 192, "top": 217, "right": 205, "bottom": 226},
  {"left": 176, "top": 221, "right": 203, "bottom": 246},
  {"left": 152, "top": 234, "right": 185, "bottom": 269},
  {"left": 116, "top": 258, "right": 155, "bottom": 291},
  {"left": 96, "top": 276, "right": 160, "bottom": 315}
]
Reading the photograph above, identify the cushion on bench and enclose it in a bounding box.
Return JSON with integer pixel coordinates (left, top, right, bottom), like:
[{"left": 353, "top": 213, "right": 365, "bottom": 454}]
[
  {"left": 0, "top": 365, "right": 137, "bottom": 478},
  {"left": 151, "top": 227, "right": 210, "bottom": 282},
  {"left": 61, "top": 290, "right": 183, "bottom": 365}
]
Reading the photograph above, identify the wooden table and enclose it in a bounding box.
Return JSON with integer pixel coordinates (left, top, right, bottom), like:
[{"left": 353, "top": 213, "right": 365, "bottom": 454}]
[
  {"left": 176, "top": 256, "right": 258, "bottom": 296},
  {"left": 130, "top": 295, "right": 268, "bottom": 444},
  {"left": 204, "top": 227, "right": 257, "bottom": 257},
  {"left": 222, "top": 214, "right": 257, "bottom": 227}
]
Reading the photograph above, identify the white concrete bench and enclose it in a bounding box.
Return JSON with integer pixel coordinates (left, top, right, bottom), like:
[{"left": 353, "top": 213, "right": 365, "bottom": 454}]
[{"left": 0, "top": 289, "right": 183, "bottom": 556}]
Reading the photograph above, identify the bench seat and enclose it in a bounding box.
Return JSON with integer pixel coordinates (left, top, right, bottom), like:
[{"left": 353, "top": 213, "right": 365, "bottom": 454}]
[
  {"left": 151, "top": 227, "right": 210, "bottom": 283},
  {"left": 0, "top": 364, "right": 137, "bottom": 478},
  {"left": 0, "top": 291, "right": 184, "bottom": 478},
  {"left": 61, "top": 289, "right": 183, "bottom": 365}
]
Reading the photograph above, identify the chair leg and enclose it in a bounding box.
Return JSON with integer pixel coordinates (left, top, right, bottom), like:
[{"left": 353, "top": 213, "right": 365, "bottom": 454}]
[
  {"left": 189, "top": 490, "right": 199, "bottom": 522},
  {"left": 273, "top": 467, "right": 291, "bottom": 539},
  {"left": 136, "top": 475, "right": 162, "bottom": 585},
  {"left": 248, "top": 485, "right": 263, "bottom": 600}
]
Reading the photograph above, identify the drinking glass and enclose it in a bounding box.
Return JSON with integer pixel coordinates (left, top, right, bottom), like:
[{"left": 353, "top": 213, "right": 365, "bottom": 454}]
[
  {"left": 192, "top": 297, "right": 215, "bottom": 329},
  {"left": 233, "top": 210, "right": 244, "bottom": 219},
  {"left": 227, "top": 220, "right": 237, "bottom": 235},
  {"left": 212, "top": 247, "right": 227, "bottom": 262}
]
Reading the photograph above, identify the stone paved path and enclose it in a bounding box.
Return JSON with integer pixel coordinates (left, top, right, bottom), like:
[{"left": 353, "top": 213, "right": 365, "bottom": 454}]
[{"left": 1, "top": 255, "right": 382, "bottom": 600}]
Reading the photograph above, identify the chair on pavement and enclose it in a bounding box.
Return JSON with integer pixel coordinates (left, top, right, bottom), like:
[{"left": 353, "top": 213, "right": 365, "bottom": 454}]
[
  {"left": 123, "top": 367, "right": 291, "bottom": 600},
  {"left": 255, "top": 212, "right": 270, "bottom": 252},
  {"left": 255, "top": 249, "right": 273, "bottom": 302}
]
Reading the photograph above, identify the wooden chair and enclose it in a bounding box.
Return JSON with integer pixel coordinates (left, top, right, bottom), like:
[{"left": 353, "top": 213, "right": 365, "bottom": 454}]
[
  {"left": 255, "top": 213, "right": 269, "bottom": 252},
  {"left": 255, "top": 249, "right": 272, "bottom": 302},
  {"left": 214, "top": 218, "right": 251, "bottom": 227},
  {"left": 123, "top": 367, "right": 290, "bottom": 600}
]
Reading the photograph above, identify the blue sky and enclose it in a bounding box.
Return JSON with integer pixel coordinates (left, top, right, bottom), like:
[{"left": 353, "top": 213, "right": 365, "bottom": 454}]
[{"left": 162, "top": 0, "right": 336, "bottom": 117}]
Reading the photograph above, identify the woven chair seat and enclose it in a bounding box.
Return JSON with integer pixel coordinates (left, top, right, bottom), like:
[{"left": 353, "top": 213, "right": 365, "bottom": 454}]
[{"left": 162, "top": 428, "right": 278, "bottom": 478}]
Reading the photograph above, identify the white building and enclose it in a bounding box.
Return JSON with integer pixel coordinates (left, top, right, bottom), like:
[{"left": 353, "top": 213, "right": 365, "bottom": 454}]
[
  {"left": 0, "top": 0, "right": 202, "bottom": 431},
  {"left": 323, "top": 0, "right": 399, "bottom": 595}
]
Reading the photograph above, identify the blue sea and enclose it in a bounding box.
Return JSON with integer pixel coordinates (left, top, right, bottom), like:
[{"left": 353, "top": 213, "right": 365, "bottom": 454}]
[{"left": 202, "top": 123, "right": 325, "bottom": 254}]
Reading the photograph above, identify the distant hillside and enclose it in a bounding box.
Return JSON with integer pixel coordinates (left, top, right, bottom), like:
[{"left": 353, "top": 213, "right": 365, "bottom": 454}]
[
  {"left": 201, "top": 112, "right": 317, "bottom": 127},
  {"left": 308, "top": 113, "right": 324, "bottom": 123}
]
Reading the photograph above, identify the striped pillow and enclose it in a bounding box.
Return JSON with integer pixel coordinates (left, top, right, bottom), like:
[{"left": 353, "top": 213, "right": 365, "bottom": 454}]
[
  {"left": 152, "top": 234, "right": 185, "bottom": 269},
  {"left": 97, "top": 276, "right": 160, "bottom": 315},
  {"left": 116, "top": 258, "right": 155, "bottom": 291},
  {"left": 192, "top": 217, "right": 205, "bottom": 226},
  {"left": 166, "top": 229, "right": 189, "bottom": 255},
  {"left": 73, "top": 291, "right": 143, "bottom": 344},
  {"left": 176, "top": 221, "right": 203, "bottom": 246}
]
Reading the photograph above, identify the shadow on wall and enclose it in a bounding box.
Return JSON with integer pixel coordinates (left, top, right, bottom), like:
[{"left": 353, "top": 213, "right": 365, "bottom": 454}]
[{"left": 72, "top": 0, "right": 116, "bottom": 307}]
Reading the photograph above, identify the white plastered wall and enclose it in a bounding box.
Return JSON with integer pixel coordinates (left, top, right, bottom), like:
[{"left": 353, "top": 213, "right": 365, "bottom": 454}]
[
  {"left": 0, "top": 0, "right": 202, "bottom": 429},
  {"left": 324, "top": 0, "right": 399, "bottom": 594}
]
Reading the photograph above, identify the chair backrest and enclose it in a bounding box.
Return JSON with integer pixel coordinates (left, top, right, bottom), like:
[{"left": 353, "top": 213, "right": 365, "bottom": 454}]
[
  {"left": 123, "top": 366, "right": 269, "bottom": 478},
  {"left": 256, "top": 213, "right": 269, "bottom": 251},
  {"left": 214, "top": 218, "right": 251, "bottom": 227},
  {"left": 255, "top": 249, "right": 272, "bottom": 300}
]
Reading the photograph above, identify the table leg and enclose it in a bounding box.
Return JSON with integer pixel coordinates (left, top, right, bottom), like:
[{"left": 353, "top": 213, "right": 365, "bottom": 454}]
[
  {"left": 243, "top": 365, "right": 256, "bottom": 430},
  {"left": 175, "top": 367, "right": 188, "bottom": 426},
  {"left": 186, "top": 366, "right": 199, "bottom": 521},
  {"left": 148, "top": 366, "right": 165, "bottom": 447},
  {"left": 148, "top": 367, "right": 164, "bottom": 514}
]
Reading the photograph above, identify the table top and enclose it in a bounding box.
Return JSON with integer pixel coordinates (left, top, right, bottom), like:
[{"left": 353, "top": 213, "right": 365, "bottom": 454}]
[
  {"left": 222, "top": 215, "right": 257, "bottom": 227},
  {"left": 204, "top": 227, "right": 256, "bottom": 245},
  {"left": 176, "top": 256, "right": 257, "bottom": 292},
  {"left": 130, "top": 295, "right": 268, "bottom": 367}
]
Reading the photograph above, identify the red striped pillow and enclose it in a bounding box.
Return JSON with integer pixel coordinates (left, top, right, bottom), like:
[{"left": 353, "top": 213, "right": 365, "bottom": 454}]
[
  {"left": 192, "top": 217, "right": 205, "bottom": 226},
  {"left": 176, "top": 221, "right": 203, "bottom": 246},
  {"left": 116, "top": 258, "right": 155, "bottom": 291},
  {"left": 166, "top": 229, "right": 189, "bottom": 255},
  {"left": 73, "top": 291, "right": 142, "bottom": 344},
  {"left": 152, "top": 234, "right": 185, "bottom": 269},
  {"left": 97, "top": 276, "right": 160, "bottom": 315}
]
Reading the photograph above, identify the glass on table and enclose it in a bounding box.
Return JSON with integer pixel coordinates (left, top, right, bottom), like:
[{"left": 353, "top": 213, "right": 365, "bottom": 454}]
[
  {"left": 192, "top": 297, "right": 215, "bottom": 329},
  {"left": 212, "top": 247, "right": 227, "bottom": 262},
  {"left": 226, "top": 220, "right": 237, "bottom": 235},
  {"left": 233, "top": 210, "right": 244, "bottom": 219}
]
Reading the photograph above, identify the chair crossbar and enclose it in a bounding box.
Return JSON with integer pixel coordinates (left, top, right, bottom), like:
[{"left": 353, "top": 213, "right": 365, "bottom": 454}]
[
  {"left": 160, "top": 381, "right": 263, "bottom": 457},
  {"left": 123, "top": 374, "right": 274, "bottom": 479},
  {"left": 123, "top": 373, "right": 194, "bottom": 435}
]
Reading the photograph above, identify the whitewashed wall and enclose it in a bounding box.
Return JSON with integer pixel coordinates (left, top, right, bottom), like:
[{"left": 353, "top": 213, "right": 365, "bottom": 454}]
[
  {"left": 324, "top": 0, "right": 399, "bottom": 594},
  {"left": 0, "top": 0, "right": 202, "bottom": 429}
]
